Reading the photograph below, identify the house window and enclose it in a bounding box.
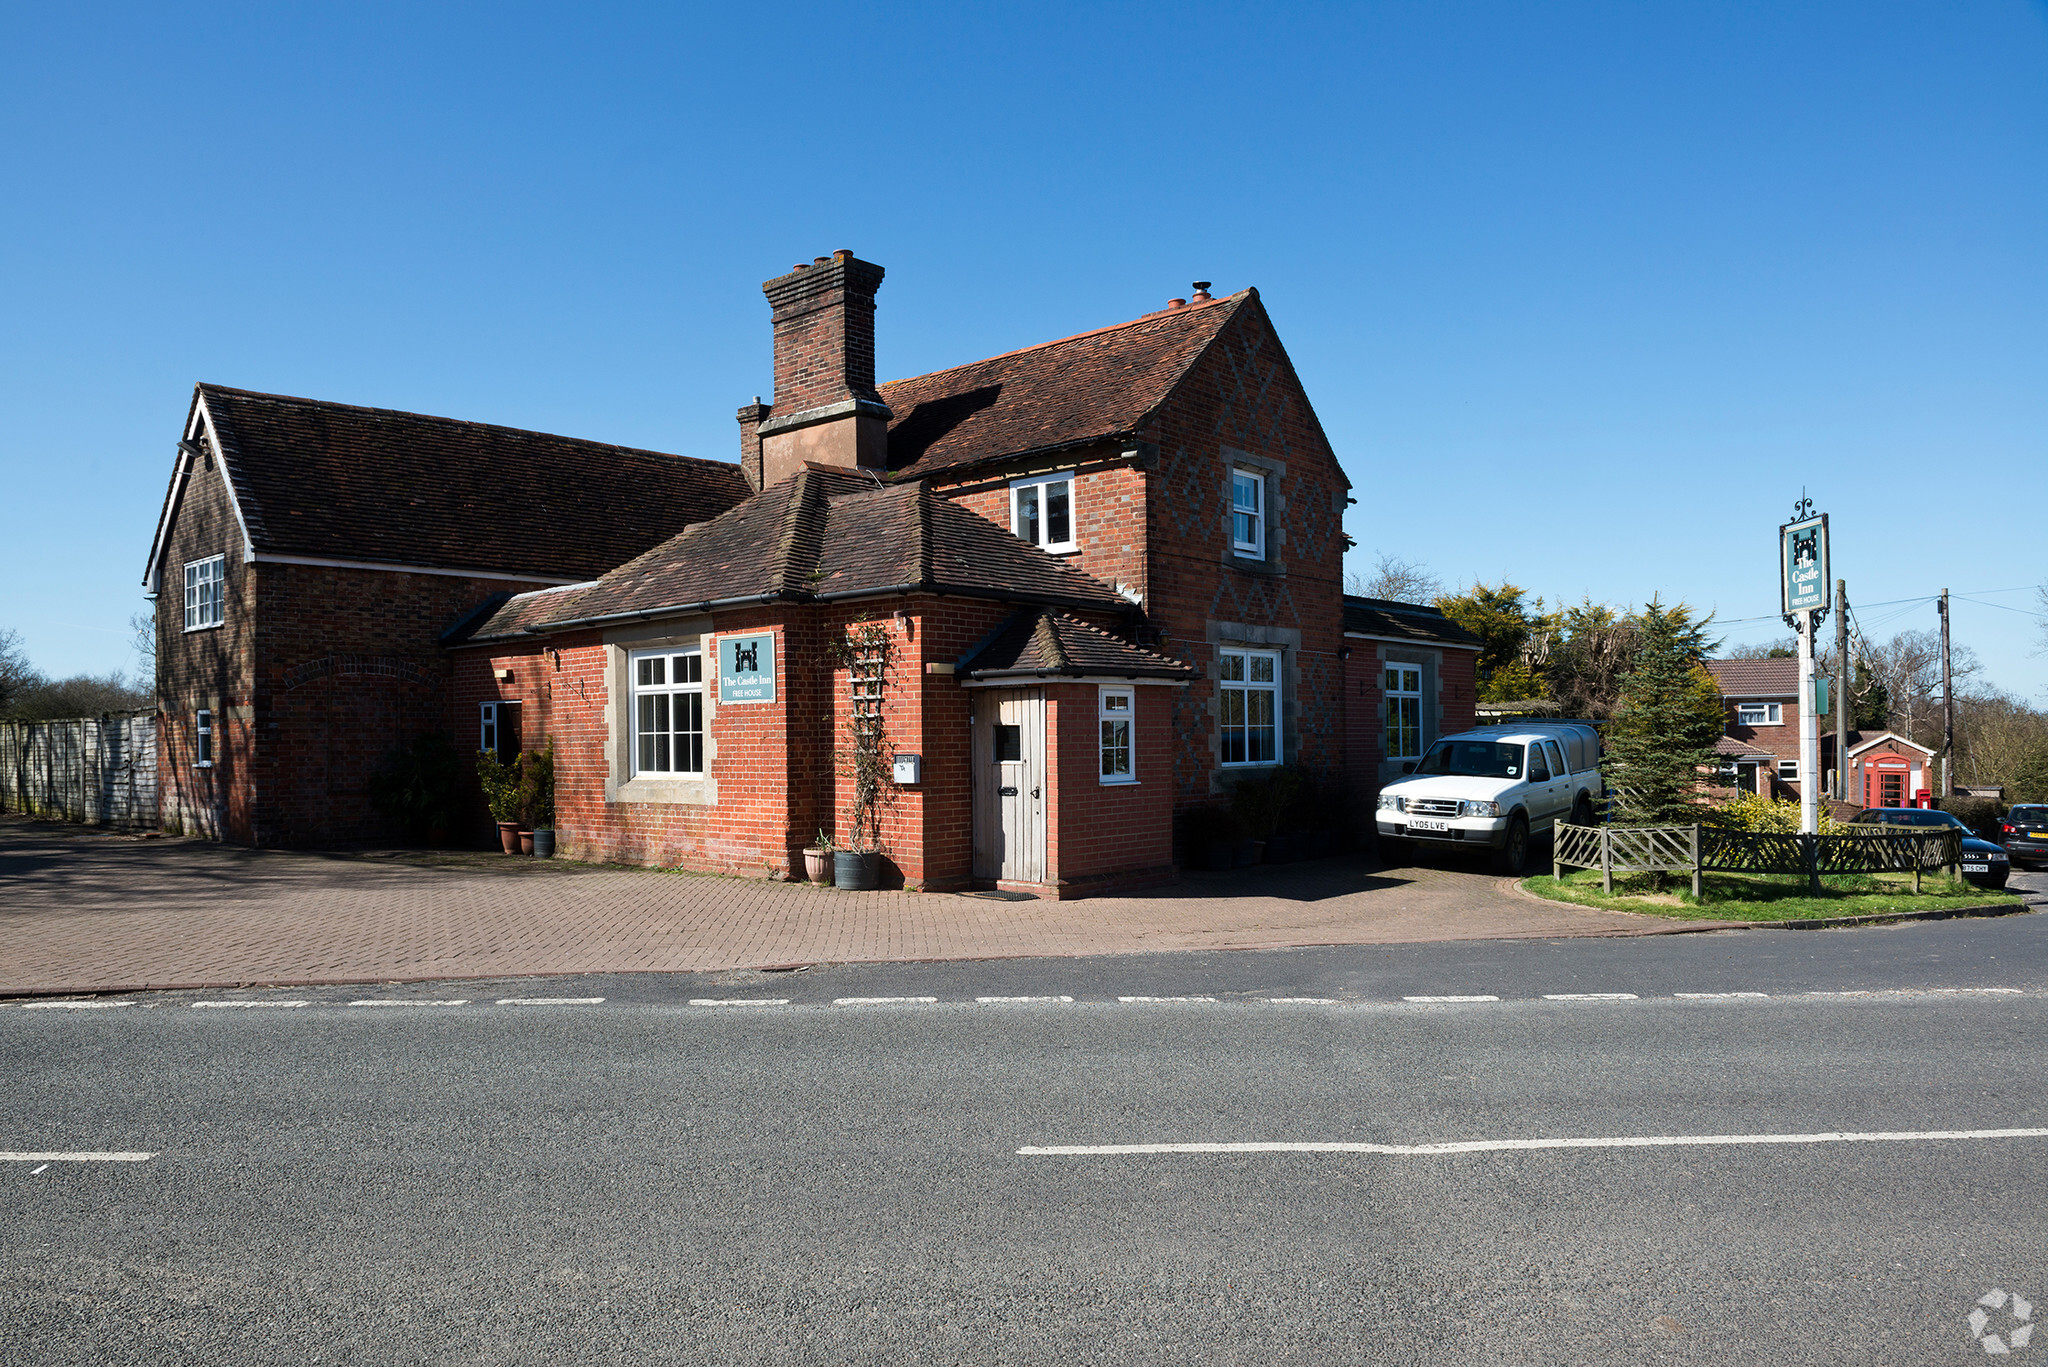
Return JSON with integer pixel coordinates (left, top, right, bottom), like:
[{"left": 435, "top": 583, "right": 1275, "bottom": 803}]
[
  {"left": 631, "top": 649, "right": 705, "bottom": 777},
  {"left": 1737, "top": 702, "right": 1783, "bottom": 726},
  {"left": 1010, "top": 473, "right": 1076, "bottom": 553},
  {"left": 1218, "top": 647, "right": 1279, "bottom": 766},
  {"left": 1384, "top": 665, "right": 1423, "bottom": 760},
  {"left": 1778, "top": 758, "right": 1799, "bottom": 781},
  {"left": 183, "top": 555, "right": 225, "bottom": 631},
  {"left": 1230, "top": 470, "right": 1264, "bottom": 558},
  {"left": 194, "top": 709, "right": 213, "bottom": 766},
  {"left": 479, "top": 701, "right": 521, "bottom": 761},
  {"left": 1099, "top": 687, "right": 1134, "bottom": 784}
]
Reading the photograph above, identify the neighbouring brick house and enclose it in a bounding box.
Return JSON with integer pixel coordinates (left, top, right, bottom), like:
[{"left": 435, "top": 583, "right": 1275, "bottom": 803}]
[
  {"left": 1704, "top": 657, "right": 1937, "bottom": 809},
  {"left": 149, "top": 252, "right": 1476, "bottom": 892}
]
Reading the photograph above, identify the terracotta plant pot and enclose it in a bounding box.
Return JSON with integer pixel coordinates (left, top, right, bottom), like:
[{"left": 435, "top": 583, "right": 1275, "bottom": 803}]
[
  {"left": 519, "top": 829, "right": 535, "bottom": 856},
  {"left": 803, "top": 848, "right": 832, "bottom": 884},
  {"left": 497, "top": 821, "right": 520, "bottom": 855}
]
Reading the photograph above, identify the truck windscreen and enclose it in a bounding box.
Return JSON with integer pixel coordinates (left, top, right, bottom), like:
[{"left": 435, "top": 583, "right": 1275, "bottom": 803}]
[{"left": 1415, "top": 740, "right": 1523, "bottom": 779}]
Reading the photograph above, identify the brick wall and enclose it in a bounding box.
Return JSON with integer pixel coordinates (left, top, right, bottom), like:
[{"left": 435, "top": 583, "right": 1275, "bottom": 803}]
[{"left": 1044, "top": 681, "right": 1175, "bottom": 893}]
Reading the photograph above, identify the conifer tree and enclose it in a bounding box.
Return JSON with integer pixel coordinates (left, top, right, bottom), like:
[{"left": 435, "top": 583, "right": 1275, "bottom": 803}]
[{"left": 1601, "top": 599, "right": 1726, "bottom": 825}]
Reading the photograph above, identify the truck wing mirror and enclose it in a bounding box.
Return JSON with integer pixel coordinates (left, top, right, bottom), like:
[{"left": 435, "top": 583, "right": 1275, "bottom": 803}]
[{"left": 1400, "top": 762, "right": 1416, "bottom": 774}]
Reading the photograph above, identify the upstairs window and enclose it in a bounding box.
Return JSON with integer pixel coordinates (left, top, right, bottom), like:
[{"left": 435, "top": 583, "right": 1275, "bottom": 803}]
[
  {"left": 1230, "top": 470, "right": 1265, "bottom": 558},
  {"left": 1010, "top": 473, "right": 1076, "bottom": 553},
  {"left": 1218, "top": 647, "right": 1279, "bottom": 766},
  {"left": 1384, "top": 665, "right": 1422, "bottom": 760},
  {"left": 184, "top": 555, "right": 225, "bottom": 631},
  {"left": 631, "top": 648, "right": 705, "bottom": 777},
  {"left": 1737, "top": 702, "right": 1783, "bottom": 726},
  {"left": 1099, "top": 687, "right": 1134, "bottom": 784}
]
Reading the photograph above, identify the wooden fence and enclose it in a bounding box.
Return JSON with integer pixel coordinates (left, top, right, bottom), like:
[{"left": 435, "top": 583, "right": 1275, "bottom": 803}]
[
  {"left": 1553, "top": 822, "right": 1962, "bottom": 898},
  {"left": 0, "top": 712, "right": 158, "bottom": 830}
]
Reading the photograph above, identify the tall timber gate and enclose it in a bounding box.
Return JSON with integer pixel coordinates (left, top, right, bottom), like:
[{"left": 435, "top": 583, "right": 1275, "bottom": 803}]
[{"left": 0, "top": 712, "right": 157, "bottom": 830}]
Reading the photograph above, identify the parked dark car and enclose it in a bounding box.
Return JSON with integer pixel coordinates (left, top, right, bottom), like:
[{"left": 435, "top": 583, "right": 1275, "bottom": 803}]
[
  {"left": 1852, "top": 808, "right": 2010, "bottom": 889},
  {"left": 2001, "top": 804, "right": 2048, "bottom": 870}
]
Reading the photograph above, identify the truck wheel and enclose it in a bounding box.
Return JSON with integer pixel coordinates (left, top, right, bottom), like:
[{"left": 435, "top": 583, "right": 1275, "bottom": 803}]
[
  {"left": 1491, "top": 815, "right": 1530, "bottom": 876},
  {"left": 1571, "top": 793, "right": 1595, "bottom": 828}
]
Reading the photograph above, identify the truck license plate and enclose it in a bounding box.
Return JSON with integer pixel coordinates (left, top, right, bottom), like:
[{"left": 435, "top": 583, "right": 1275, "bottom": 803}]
[
  {"left": 1963, "top": 863, "right": 1989, "bottom": 873},
  {"left": 1409, "top": 818, "right": 1449, "bottom": 832}
]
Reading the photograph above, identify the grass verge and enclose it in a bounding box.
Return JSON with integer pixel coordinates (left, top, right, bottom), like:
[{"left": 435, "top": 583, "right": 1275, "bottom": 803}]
[{"left": 1520, "top": 867, "right": 2023, "bottom": 921}]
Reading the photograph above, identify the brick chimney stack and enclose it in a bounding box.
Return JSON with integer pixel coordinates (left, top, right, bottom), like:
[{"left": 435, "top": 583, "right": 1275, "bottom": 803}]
[
  {"left": 735, "top": 396, "right": 768, "bottom": 492},
  {"left": 756, "top": 250, "right": 890, "bottom": 487}
]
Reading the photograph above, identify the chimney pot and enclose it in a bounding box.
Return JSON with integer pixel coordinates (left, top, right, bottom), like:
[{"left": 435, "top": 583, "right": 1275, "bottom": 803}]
[
  {"left": 833, "top": 249, "right": 853, "bottom": 262},
  {"left": 1191, "top": 281, "right": 1213, "bottom": 301},
  {"left": 1167, "top": 297, "right": 1188, "bottom": 310},
  {"left": 814, "top": 256, "right": 831, "bottom": 266},
  {"left": 792, "top": 262, "right": 809, "bottom": 271}
]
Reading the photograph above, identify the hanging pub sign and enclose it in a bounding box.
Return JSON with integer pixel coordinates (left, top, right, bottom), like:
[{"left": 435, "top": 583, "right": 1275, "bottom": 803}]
[
  {"left": 717, "top": 633, "right": 776, "bottom": 704},
  {"left": 1779, "top": 505, "right": 1829, "bottom": 617}
]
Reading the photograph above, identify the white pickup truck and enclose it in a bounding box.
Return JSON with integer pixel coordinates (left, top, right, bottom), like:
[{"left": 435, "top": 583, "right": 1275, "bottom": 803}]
[{"left": 1374, "top": 722, "right": 1604, "bottom": 875}]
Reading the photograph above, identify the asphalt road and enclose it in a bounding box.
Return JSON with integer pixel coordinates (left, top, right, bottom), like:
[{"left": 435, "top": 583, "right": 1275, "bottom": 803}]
[{"left": 5, "top": 882, "right": 2046, "bottom": 1365}]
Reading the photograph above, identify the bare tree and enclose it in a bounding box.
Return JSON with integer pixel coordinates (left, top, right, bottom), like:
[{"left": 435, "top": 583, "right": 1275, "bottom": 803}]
[
  {"left": 0, "top": 627, "right": 40, "bottom": 712},
  {"left": 129, "top": 608, "right": 156, "bottom": 693},
  {"left": 1855, "top": 628, "right": 1978, "bottom": 748},
  {"left": 1346, "top": 552, "right": 1444, "bottom": 605},
  {"left": 1723, "top": 636, "right": 1796, "bottom": 660}
]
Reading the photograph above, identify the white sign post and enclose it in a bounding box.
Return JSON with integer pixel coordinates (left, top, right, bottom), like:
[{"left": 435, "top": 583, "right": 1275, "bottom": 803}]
[{"left": 1780, "top": 503, "right": 1831, "bottom": 835}]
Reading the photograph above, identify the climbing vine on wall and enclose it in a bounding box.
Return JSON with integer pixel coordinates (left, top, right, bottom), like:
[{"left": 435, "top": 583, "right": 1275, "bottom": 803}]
[{"left": 830, "top": 618, "right": 896, "bottom": 854}]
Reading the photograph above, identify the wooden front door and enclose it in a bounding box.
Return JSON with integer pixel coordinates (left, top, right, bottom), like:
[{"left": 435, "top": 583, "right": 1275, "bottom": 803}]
[{"left": 972, "top": 688, "right": 1046, "bottom": 883}]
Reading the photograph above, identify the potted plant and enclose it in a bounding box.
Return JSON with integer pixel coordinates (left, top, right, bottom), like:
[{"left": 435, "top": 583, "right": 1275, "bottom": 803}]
[
  {"left": 1178, "top": 804, "right": 1241, "bottom": 872},
  {"left": 518, "top": 743, "right": 555, "bottom": 858},
  {"left": 803, "top": 829, "right": 834, "bottom": 885},
  {"left": 476, "top": 748, "right": 521, "bottom": 853}
]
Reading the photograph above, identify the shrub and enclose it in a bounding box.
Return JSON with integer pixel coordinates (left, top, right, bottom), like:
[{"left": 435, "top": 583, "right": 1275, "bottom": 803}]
[
  {"left": 515, "top": 742, "right": 555, "bottom": 828},
  {"left": 475, "top": 749, "right": 522, "bottom": 824},
  {"left": 1177, "top": 804, "right": 1243, "bottom": 851},
  {"left": 1707, "top": 792, "right": 1843, "bottom": 835},
  {"left": 367, "top": 733, "right": 463, "bottom": 843},
  {"left": 1937, "top": 795, "right": 2001, "bottom": 840},
  {"left": 1230, "top": 767, "right": 1304, "bottom": 839}
]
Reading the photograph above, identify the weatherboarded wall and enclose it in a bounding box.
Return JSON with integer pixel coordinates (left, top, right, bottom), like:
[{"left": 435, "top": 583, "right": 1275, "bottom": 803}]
[{"left": 0, "top": 712, "right": 158, "bottom": 829}]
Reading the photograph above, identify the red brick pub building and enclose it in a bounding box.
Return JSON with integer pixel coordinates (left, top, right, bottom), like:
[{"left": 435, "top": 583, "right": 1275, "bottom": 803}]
[{"left": 146, "top": 253, "right": 1478, "bottom": 894}]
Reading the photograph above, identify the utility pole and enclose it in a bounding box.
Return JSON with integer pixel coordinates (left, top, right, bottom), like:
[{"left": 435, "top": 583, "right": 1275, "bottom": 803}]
[
  {"left": 1939, "top": 587, "right": 1953, "bottom": 798},
  {"left": 1834, "top": 579, "right": 1849, "bottom": 803}
]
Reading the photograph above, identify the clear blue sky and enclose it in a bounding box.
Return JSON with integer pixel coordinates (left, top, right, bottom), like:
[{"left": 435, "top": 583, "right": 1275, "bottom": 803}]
[{"left": 5, "top": 2, "right": 2044, "bottom": 695}]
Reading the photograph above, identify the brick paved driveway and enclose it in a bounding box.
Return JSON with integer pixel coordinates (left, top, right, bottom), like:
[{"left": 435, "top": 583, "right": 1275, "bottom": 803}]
[{"left": 0, "top": 817, "right": 1716, "bottom": 995}]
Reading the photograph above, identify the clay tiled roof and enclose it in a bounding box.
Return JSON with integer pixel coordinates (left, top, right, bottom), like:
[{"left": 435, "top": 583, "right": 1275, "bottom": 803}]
[
  {"left": 959, "top": 609, "right": 1195, "bottom": 682},
  {"left": 1713, "top": 735, "right": 1777, "bottom": 760},
  {"left": 1705, "top": 658, "right": 1800, "bottom": 696},
  {"left": 1342, "top": 596, "right": 1483, "bottom": 649},
  {"left": 180, "top": 384, "right": 751, "bottom": 582},
  {"left": 876, "top": 294, "right": 1246, "bottom": 479},
  {"left": 452, "top": 464, "right": 1133, "bottom": 643}
]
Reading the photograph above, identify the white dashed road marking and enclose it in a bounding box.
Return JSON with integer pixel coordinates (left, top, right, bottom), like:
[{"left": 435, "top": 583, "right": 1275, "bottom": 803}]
[
  {"left": 1675, "top": 993, "right": 1770, "bottom": 999},
  {"left": 192, "top": 1000, "right": 309, "bottom": 1009},
  {"left": 496, "top": 998, "right": 606, "bottom": 1005},
  {"left": 1118, "top": 996, "right": 1218, "bottom": 1003},
  {"left": 1018, "top": 1128, "right": 2048, "bottom": 1157},
  {"left": 1405, "top": 995, "right": 1501, "bottom": 1003},
  {"left": 349, "top": 999, "right": 470, "bottom": 1007},
  {"left": 1265, "top": 997, "right": 1340, "bottom": 1004},
  {"left": 977, "top": 996, "right": 1075, "bottom": 1004},
  {"left": 19, "top": 1001, "right": 129, "bottom": 1009},
  {"left": 688, "top": 998, "right": 789, "bottom": 1007},
  {"left": 1544, "top": 993, "right": 1639, "bottom": 1001},
  {"left": 2, "top": 1151, "right": 155, "bottom": 1162},
  {"left": 833, "top": 997, "right": 939, "bottom": 1006}
]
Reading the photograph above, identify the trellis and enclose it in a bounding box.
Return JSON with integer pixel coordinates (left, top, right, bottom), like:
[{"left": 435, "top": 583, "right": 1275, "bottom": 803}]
[
  {"left": 1554, "top": 822, "right": 1963, "bottom": 898},
  {"left": 835, "top": 621, "right": 894, "bottom": 855}
]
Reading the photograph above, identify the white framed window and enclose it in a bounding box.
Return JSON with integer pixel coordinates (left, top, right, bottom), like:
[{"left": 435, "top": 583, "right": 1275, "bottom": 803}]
[
  {"left": 1010, "top": 472, "right": 1076, "bottom": 553},
  {"left": 1230, "top": 469, "right": 1264, "bottom": 558},
  {"left": 479, "top": 701, "right": 521, "bottom": 760},
  {"left": 1218, "top": 647, "right": 1280, "bottom": 766},
  {"left": 1777, "top": 758, "right": 1800, "bottom": 781},
  {"left": 1737, "top": 702, "right": 1783, "bottom": 726},
  {"left": 1099, "top": 687, "right": 1135, "bottom": 784},
  {"left": 194, "top": 709, "right": 213, "bottom": 767},
  {"left": 1384, "top": 665, "right": 1422, "bottom": 760},
  {"left": 183, "top": 554, "right": 226, "bottom": 631},
  {"left": 631, "top": 647, "right": 705, "bottom": 777}
]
